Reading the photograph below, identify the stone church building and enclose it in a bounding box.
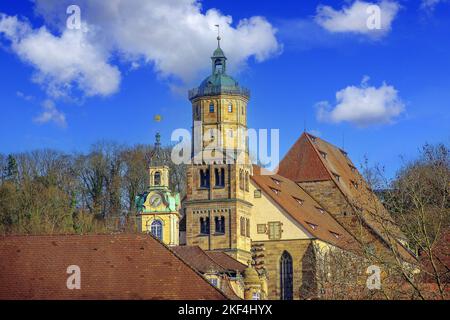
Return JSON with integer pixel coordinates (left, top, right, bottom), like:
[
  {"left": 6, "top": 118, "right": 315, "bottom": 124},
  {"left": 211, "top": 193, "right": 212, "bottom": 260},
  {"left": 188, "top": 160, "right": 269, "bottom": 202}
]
[{"left": 137, "top": 37, "right": 416, "bottom": 300}]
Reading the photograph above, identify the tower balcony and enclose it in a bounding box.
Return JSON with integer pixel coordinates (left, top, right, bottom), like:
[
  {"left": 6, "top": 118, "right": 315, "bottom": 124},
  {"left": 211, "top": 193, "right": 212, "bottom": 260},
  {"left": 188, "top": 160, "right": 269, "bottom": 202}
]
[{"left": 188, "top": 85, "right": 250, "bottom": 101}]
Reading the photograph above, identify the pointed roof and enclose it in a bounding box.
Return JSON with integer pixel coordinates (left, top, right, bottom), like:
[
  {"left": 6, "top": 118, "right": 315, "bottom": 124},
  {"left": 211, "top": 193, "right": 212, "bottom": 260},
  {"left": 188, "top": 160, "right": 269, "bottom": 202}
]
[
  {"left": 278, "top": 132, "right": 416, "bottom": 262},
  {"left": 251, "top": 166, "right": 359, "bottom": 251},
  {"left": 149, "top": 132, "right": 164, "bottom": 167},
  {"left": 188, "top": 35, "right": 250, "bottom": 100}
]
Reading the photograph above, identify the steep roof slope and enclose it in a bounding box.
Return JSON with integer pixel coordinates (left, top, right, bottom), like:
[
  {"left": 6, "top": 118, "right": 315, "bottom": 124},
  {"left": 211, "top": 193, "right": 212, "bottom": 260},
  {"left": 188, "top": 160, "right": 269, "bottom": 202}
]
[
  {"left": 172, "top": 245, "right": 227, "bottom": 273},
  {"left": 205, "top": 251, "right": 247, "bottom": 273},
  {"left": 0, "top": 234, "right": 227, "bottom": 300},
  {"left": 278, "top": 132, "right": 416, "bottom": 262},
  {"left": 171, "top": 246, "right": 243, "bottom": 300},
  {"left": 252, "top": 166, "right": 359, "bottom": 251}
]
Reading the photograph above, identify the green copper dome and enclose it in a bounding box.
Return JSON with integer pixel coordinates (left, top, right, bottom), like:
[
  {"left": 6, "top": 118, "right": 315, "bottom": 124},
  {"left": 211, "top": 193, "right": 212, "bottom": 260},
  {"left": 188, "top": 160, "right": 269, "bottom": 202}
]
[{"left": 188, "top": 36, "right": 250, "bottom": 100}]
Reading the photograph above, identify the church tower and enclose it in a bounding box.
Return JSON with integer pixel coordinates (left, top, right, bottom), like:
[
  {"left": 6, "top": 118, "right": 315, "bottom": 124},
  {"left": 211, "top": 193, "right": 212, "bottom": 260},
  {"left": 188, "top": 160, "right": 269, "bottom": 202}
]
[
  {"left": 183, "top": 35, "right": 253, "bottom": 263},
  {"left": 136, "top": 133, "right": 181, "bottom": 246}
]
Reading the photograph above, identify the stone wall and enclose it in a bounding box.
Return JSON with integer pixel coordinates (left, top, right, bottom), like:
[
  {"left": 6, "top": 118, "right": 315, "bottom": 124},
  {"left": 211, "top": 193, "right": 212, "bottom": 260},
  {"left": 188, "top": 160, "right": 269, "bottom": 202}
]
[{"left": 252, "top": 239, "right": 316, "bottom": 300}]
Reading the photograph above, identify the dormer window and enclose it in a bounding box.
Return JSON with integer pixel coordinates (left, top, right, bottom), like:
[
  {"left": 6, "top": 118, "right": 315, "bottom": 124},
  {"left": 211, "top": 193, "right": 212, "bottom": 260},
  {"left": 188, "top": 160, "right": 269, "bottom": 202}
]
[
  {"left": 315, "top": 207, "right": 325, "bottom": 214},
  {"left": 270, "top": 188, "right": 280, "bottom": 195},
  {"left": 271, "top": 178, "right": 281, "bottom": 185},
  {"left": 332, "top": 172, "right": 340, "bottom": 182},
  {"left": 339, "top": 149, "right": 348, "bottom": 157},
  {"left": 329, "top": 231, "right": 340, "bottom": 239},
  {"left": 306, "top": 222, "right": 318, "bottom": 230},
  {"left": 319, "top": 150, "right": 327, "bottom": 159}
]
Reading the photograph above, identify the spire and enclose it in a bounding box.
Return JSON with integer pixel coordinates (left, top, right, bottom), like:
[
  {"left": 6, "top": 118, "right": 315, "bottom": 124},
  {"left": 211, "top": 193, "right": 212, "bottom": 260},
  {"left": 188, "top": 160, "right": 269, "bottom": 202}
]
[
  {"left": 150, "top": 132, "right": 163, "bottom": 167},
  {"left": 212, "top": 25, "right": 226, "bottom": 75},
  {"left": 215, "top": 24, "right": 221, "bottom": 48}
]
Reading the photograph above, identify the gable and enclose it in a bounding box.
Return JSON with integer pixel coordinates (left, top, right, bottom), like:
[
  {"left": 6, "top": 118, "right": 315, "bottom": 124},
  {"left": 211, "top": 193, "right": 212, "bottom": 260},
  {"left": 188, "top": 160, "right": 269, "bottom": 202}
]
[
  {"left": 278, "top": 133, "right": 331, "bottom": 182},
  {"left": 249, "top": 180, "right": 314, "bottom": 241},
  {"left": 251, "top": 167, "right": 358, "bottom": 251}
]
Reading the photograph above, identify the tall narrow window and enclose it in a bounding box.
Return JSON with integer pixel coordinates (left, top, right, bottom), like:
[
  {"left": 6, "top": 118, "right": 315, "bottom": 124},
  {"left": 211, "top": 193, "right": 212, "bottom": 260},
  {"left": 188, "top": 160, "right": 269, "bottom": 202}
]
[
  {"left": 200, "top": 217, "right": 210, "bottom": 234},
  {"left": 215, "top": 216, "right": 225, "bottom": 234},
  {"left": 228, "top": 103, "right": 233, "bottom": 113},
  {"left": 246, "top": 218, "right": 250, "bottom": 237},
  {"left": 280, "top": 251, "right": 293, "bottom": 300},
  {"left": 240, "top": 217, "right": 246, "bottom": 236},
  {"left": 209, "top": 102, "right": 214, "bottom": 113},
  {"left": 150, "top": 220, "right": 163, "bottom": 241},
  {"left": 239, "top": 169, "right": 244, "bottom": 190},
  {"left": 200, "top": 169, "right": 210, "bottom": 188},
  {"left": 154, "top": 171, "right": 161, "bottom": 186},
  {"left": 245, "top": 172, "right": 250, "bottom": 191},
  {"left": 214, "top": 168, "right": 225, "bottom": 187}
]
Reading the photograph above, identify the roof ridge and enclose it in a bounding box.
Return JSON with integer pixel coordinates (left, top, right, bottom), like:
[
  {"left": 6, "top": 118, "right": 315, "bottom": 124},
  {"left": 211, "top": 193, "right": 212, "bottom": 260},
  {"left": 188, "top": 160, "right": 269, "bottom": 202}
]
[
  {"left": 206, "top": 251, "right": 247, "bottom": 271},
  {"left": 151, "top": 239, "right": 229, "bottom": 299}
]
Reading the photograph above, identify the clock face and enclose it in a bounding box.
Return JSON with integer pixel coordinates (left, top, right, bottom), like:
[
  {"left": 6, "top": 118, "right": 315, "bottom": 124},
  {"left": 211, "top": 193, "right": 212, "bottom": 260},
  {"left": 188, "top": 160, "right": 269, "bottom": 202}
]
[{"left": 149, "top": 194, "right": 162, "bottom": 208}]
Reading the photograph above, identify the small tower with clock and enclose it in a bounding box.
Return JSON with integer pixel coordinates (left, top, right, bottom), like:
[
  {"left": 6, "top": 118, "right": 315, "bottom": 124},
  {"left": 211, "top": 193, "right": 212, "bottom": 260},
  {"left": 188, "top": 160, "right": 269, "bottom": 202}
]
[{"left": 136, "top": 133, "right": 181, "bottom": 246}]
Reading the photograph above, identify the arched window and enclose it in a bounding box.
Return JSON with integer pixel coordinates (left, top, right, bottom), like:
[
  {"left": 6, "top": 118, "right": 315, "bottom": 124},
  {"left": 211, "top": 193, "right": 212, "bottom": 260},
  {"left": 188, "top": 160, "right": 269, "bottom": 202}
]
[
  {"left": 239, "top": 169, "right": 244, "bottom": 190},
  {"left": 200, "top": 217, "right": 210, "bottom": 235},
  {"left": 200, "top": 169, "right": 210, "bottom": 188},
  {"left": 150, "top": 220, "right": 163, "bottom": 241},
  {"left": 280, "top": 251, "right": 293, "bottom": 300},
  {"left": 245, "top": 172, "right": 250, "bottom": 191},
  {"left": 215, "top": 168, "right": 225, "bottom": 187},
  {"left": 246, "top": 218, "right": 250, "bottom": 237},
  {"left": 154, "top": 171, "right": 161, "bottom": 186},
  {"left": 215, "top": 216, "right": 225, "bottom": 234},
  {"left": 240, "top": 217, "right": 246, "bottom": 236}
]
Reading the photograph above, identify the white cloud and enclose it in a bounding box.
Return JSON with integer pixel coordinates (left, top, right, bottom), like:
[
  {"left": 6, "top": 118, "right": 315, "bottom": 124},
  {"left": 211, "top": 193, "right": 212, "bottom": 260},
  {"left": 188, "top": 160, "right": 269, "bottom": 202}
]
[
  {"left": 0, "top": 14, "right": 120, "bottom": 98},
  {"left": 316, "top": 76, "right": 405, "bottom": 127},
  {"left": 16, "top": 91, "right": 34, "bottom": 101},
  {"left": 314, "top": 0, "right": 400, "bottom": 37},
  {"left": 32, "top": 0, "right": 281, "bottom": 83},
  {"left": 421, "top": 0, "right": 447, "bottom": 11},
  {"left": 33, "top": 99, "right": 67, "bottom": 128}
]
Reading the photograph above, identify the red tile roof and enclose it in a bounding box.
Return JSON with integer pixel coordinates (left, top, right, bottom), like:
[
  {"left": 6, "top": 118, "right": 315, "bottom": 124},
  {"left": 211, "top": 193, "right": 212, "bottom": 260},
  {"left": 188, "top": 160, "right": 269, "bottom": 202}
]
[
  {"left": 206, "top": 251, "right": 247, "bottom": 273},
  {"left": 172, "top": 246, "right": 226, "bottom": 273},
  {"left": 278, "top": 132, "right": 416, "bottom": 262},
  {"left": 171, "top": 246, "right": 244, "bottom": 300},
  {"left": 0, "top": 234, "right": 228, "bottom": 300},
  {"left": 278, "top": 133, "right": 331, "bottom": 182},
  {"left": 252, "top": 166, "right": 359, "bottom": 251}
]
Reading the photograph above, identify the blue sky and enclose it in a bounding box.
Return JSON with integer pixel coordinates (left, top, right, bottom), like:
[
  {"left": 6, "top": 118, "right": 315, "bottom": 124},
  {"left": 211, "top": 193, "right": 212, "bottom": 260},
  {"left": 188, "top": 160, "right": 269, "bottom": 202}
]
[{"left": 0, "top": 0, "right": 449, "bottom": 178}]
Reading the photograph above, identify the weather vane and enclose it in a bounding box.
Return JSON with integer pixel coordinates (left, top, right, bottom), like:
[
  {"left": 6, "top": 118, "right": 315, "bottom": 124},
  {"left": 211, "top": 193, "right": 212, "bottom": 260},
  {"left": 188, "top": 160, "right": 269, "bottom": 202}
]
[{"left": 214, "top": 24, "right": 221, "bottom": 45}]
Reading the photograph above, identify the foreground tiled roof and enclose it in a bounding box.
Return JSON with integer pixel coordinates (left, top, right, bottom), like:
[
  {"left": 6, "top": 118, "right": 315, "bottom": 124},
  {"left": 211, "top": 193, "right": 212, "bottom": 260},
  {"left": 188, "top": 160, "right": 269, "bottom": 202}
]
[
  {"left": 206, "top": 251, "right": 247, "bottom": 273},
  {"left": 171, "top": 246, "right": 244, "bottom": 300},
  {"left": 252, "top": 166, "right": 359, "bottom": 251},
  {"left": 172, "top": 246, "right": 247, "bottom": 274},
  {"left": 0, "top": 234, "right": 227, "bottom": 300},
  {"left": 278, "top": 132, "right": 416, "bottom": 262},
  {"left": 172, "top": 246, "right": 226, "bottom": 273}
]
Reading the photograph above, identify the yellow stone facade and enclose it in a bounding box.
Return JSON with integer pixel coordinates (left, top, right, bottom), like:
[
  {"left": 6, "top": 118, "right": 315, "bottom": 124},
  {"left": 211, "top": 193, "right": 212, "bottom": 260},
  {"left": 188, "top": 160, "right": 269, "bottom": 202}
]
[
  {"left": 183, "top": 40, "right": 253, "bottom": 264},
  {"left": 136, "top": 137, "right": 181, "bottom": 246}
]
